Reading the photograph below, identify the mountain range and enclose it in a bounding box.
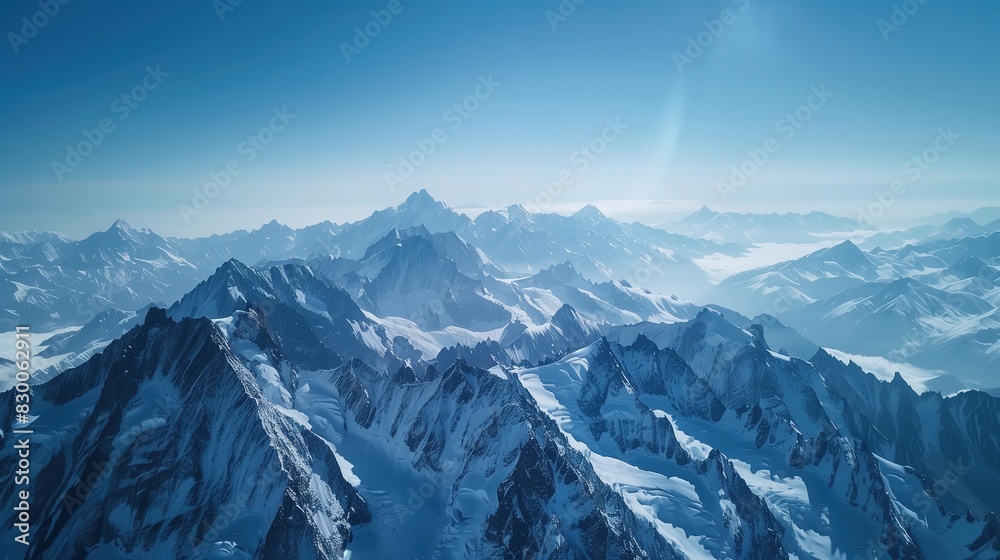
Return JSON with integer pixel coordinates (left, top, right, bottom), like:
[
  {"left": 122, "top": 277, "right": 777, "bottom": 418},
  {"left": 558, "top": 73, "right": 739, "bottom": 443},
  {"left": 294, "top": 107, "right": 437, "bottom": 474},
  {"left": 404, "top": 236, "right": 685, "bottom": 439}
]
[{"left": 2, "top": 191, "right": 1000, "bottom": 559}]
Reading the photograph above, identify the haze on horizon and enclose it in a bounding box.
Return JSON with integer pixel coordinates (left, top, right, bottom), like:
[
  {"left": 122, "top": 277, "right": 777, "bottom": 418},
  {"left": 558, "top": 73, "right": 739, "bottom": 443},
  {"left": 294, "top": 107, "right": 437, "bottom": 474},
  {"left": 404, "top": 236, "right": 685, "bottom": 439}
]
[
  {"left": 2, "top": 1, "right": 998, "bottom": 238},
  {"left": 5, "top": 188, "right": 999, "bottom": 245}
]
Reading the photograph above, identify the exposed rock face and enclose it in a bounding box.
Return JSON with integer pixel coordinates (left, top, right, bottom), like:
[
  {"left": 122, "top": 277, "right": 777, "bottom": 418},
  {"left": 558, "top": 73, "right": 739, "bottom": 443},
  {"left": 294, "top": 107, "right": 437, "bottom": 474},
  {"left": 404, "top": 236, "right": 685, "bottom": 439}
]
[
  {"left": 3, "top": 247, "right": 999, "bottom": 559},
  {"left": 0, "top": 309, "right": 367, "bottom": 559}
]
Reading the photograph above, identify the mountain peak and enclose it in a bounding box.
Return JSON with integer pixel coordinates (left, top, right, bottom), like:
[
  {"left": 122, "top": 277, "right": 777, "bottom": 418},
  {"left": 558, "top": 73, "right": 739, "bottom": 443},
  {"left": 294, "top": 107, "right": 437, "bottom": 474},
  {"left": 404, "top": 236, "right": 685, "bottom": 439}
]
[
  {"left": 890, "top": 371, "right": 912, "bottom": 390},
  {"left": 143, "top": 305, "right": 172, "bottom": 327},
  {"left": 362, "top": 226, "right": 434, "bottom": 261},
  {"left": 218, "top": 258, "right": 257, "bottom": 279},
  {"left": 400, "top": 224, "right": 433, "bottom": 239},
  {"left": 105, "top": 218, "right": 145, "bottom": 238},
  {"left": 551, "top": 304, "right": 599, "bottom": 340},
  {"left": 110, "top": 217, "right": 132, "bottom": 230},
  {"left": 944, "top": 216, "right": 979, "bottom": 229},
  {"left": 820, "top": 239, "right": 871, "bottom": 264},
  {"left": 253, "top": 219, "right": 293, "bottom": 236},
  {"left": 691, "top": 307, "right": 751, "bottom": 342},
  {"left": 505, "top": 203, "right": 531, "bottom": 221},
  {"left": 552, "top": 303, "right": 581, "bottom": 324},
  {"left": 830, "top": 238, "right": 861, "bottom": 250},
  {"left": 696, "top": 306, "right": 724, "bottom": 319},
  {"left": 528, "top": 260, "right": 584, "bottom": 288},
  {"left": 572, "top": 204, "right": 608, "bottom": 223},
  {"left": 683, "top": 205, "right": 719, "bottom": 223},
  {"left": 401, "top": 188, "right": 440, "bottom": 210},
  {"left": 951, "top": 255, "right": 1000, "bottom": 282},
  {"left": 95, "top": 217, "right": 146, "bottom": 243},
  {"left": 886, "top": 276, "right": 919, "bottom": 289}
]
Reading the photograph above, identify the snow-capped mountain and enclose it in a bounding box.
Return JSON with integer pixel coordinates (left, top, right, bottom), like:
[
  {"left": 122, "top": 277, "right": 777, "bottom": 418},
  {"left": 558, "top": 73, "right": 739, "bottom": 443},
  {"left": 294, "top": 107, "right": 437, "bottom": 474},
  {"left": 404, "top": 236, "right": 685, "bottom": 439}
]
[
  {"left": 662, "top": 206, "right": 877, "bottom": 245},
  {"left": 0, "top": 219, "right": 202, "bottom": 330},
  {"left": 886, "top": 207, "right": 1000, "bottom": 231},
  {"left": 30, "top": 304, "right": 152, "bottom": 382},
  {"left": 322, "top": 354, "right": 680, "bottom": 559},
  {"left": 18, "top": 228, "right": 709, "bottom": 380},
  {"left": 591, "top": 311, "right": 1000, "bottom": 557},
  {"left": 311, "top": 190, "right": 475, "bottom": 260},
  {"left": 287, "top": 230, "right": 709, "bottom": 365},
  {"left": 509, "top": 261, "right": 703, "bottom": 326},
  {"left": 460, "top": 201, "right": 735, "bottom": 300},
  {"left": 783, "top": 277, "right": 1000, "bottom": 386},
  {"left": 3, "top": 191, "right": 1000, "bottom": 559},
  {"left": 176, "top": 218, "right": 303, "bottom": 266},
  {"left": 305, "top": 227, "right": 511, "bottom": 332},
  {"left": 6, "top": 296, "right": 998, "bottom": 558},
  {"left": 0, "top": 191, "right": 729, "bottom": 332},
  {"left": 0, "top": 308, "right": 369, "bottom": 559},
  {"left": 167, "top": 259, "right": 403, "bottom": 372},
  {"left": 493, "top": 303, "right": 604, "bottom": 366},
  {"left": 707, "top": 232, "right": 1000, "bottom": 388},
  {"left": 704, "top": 240, "right": 886, "bottom": 317},
  {"left": 810, "top": 349, "right": 1000, "bottom": 520},
  {"left": 860, "top": 217, "right": 1000, "bottom": 251}
]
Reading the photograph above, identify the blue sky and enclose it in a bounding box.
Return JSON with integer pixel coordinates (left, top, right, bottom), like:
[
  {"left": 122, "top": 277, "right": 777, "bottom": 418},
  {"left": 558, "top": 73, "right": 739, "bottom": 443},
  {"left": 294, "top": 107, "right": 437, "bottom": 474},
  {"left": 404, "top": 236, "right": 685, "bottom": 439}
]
[{"left": 1, "top": 0, "right": 998, "bottom": 237}]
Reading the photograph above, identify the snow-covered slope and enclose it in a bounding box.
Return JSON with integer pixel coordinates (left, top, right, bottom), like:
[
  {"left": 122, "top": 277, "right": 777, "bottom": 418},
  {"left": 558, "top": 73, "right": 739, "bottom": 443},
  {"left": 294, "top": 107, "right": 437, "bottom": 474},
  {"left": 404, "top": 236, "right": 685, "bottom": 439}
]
[
  {"left": 783, "top": 277, "right": 1000, "bottom": 383},
  {"left": 0, "top": 220, "right": 203, "bottom": 330},
  {"left": 509, "top": 261, "right": 703, "bottom": 326},
  {"left": 317, "top": 357, "right": 680, "bottom": 559},
  {"left": 0, "top": 308, "right": 369, "bottom": 559},
  {"left": 306, "top": 228, "right": 511, "bottom": 332},
  {"left": 460, "top": 202, "right": 734, "bottom": 300},
  {"left": 0, "top": 191, "right": 727, "bottom": 332},
  {"left": 3, "top": 191, "right": 1000, "bottom": 559},
  {"left": 517, "top": 312, "right": 1000, "bottom": 558},
  {"left": 703, "top": 231, "right": 1000, "bottom": 387},
  {"left": 5, "top": 293, "right": 999, "bottom": 559},
  {"left": 704, "top": 240, "right": 887, "bottom": 317},
  {"left": 168, "top": 259, "right": 401, "bottom": 372}
]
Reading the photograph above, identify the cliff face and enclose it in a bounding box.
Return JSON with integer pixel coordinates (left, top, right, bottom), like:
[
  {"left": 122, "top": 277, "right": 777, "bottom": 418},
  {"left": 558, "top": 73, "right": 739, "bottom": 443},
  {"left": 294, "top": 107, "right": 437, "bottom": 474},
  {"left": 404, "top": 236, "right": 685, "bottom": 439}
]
[{"left": 2, "top": 253, "right": 999, "bottom": 559}]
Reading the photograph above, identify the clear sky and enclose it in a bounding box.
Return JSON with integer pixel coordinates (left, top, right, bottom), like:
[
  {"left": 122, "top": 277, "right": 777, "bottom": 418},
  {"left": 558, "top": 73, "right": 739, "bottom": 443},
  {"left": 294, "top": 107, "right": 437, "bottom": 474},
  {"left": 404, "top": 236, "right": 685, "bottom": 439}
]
[{"left": 1, "top": 0, "right": 998, "bottom": 238}]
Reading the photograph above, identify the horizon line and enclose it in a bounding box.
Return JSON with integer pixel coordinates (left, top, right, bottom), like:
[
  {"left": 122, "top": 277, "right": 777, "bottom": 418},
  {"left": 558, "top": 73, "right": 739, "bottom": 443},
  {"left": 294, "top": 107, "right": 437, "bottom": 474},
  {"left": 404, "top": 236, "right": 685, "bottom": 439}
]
[{"left": 3, "top": 188, "right": 998, "bottom": 241}]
